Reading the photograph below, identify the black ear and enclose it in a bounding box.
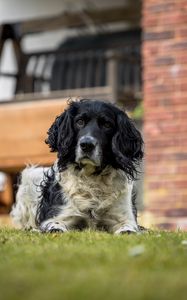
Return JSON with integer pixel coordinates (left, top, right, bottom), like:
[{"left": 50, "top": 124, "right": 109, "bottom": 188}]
[
  {"left": 45, "top": 113, "right": 64, "bottom": 152},
  {"left": 45, "top": 107, "right": 76, "bottom": 169},
  {"left": 112, "top": 112, "right": 144, "bottom": 180},
  {"left": 45, "top": 109, "right": 72, "bottom": 152}
]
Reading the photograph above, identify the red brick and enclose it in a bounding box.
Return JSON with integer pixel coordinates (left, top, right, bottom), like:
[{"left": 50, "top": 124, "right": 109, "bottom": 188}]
[
  {"left": 155, "top": 57, "right": 175, "bottom": 65},
  {"left": 143, "top": 0, "right": 187, "bottom": 231},
  {"left": 176, "top": 28, "right": 187, "bottom": 38},
  {"left": 165, "top": 208, "right": 187, "bottom": 217},
  {"left": 143, "top": 31, "right": 174, "bottom": 41},
  {"left": 145, "top": 3, "right": 175, "bottom": 14}
]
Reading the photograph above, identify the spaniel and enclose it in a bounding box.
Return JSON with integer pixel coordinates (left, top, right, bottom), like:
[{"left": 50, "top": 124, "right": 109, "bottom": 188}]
[{"left": 11, "top": 99, "right": 144, "bottom": 234}]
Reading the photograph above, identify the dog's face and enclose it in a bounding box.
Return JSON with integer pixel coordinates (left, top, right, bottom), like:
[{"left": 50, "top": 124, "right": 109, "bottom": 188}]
[
  {"left": 74, "top": 101, "right": 117, "bottom": 169},
  {"left": 46, "top": 99, "right": 143, "bottom": 179}
]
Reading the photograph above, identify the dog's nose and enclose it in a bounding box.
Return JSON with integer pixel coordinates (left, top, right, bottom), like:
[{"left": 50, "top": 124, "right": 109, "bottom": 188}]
[{"left": 80, "top": 136, "right": 97, "bottom": 153}]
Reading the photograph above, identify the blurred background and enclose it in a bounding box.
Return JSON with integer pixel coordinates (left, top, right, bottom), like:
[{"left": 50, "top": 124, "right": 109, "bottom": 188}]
[{"left": 0, "top": 0, "right": 186, "bottom": 230}]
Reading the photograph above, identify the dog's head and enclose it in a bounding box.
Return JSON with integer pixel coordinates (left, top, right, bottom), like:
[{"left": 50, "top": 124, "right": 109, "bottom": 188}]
[{"left": 46, "top": 99, "right": 143, "bottom": 179}]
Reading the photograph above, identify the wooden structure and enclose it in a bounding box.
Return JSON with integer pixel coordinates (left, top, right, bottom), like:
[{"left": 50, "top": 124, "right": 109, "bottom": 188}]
[
  {"left": 0, "top": 25, "right": 141, "bottom": 103},
  {"left": 0, "top": 98, "right": 67, "bottom": 173},
  {"left": 0, "top": 2, "right": 142, "bottom": 210},
  {"left": 0, "top": 98, "right": 67, "bottom": 210},
  {"left": 0, "top": 3, "right": 141, "bottom": 36}
]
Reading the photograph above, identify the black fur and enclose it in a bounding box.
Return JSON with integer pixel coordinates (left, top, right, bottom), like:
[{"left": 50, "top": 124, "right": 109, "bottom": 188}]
[
  {"left": 46, "top": 99, "right": 143, "bottom": 179},
  {"left": 36, "top": 168, "right": 66, "bottom": 225},
  {"left": 37, "top": 99, "right": 144, "bottom": 226},
  {"left": 112, "top": 113, "right": 143, "bottom": 179},
  {"left": 46, "top": 102, "right": 78, "bottom": 171}
]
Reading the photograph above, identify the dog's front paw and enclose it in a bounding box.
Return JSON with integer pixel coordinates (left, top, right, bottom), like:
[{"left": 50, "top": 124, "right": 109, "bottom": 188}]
[
  {"left": 114, "top": 224, "right": 139, "bottom": 235},
  {"left": 40, "top": 221, "right": 68, "bottom": 233}
]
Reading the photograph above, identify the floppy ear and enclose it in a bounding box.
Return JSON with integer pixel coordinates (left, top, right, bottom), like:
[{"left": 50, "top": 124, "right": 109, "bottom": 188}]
[
  {"left": 45, "top": 108, "right": 75, "bottom": 169},
  {"left": 112, "top": 112, "right": 143, "bottom": 180},
  {"left": 46, "top": 110, "right": 72, "bottom": 152},
  {"left": 45, "top": 114, "right": 64, "bottom": 152}
]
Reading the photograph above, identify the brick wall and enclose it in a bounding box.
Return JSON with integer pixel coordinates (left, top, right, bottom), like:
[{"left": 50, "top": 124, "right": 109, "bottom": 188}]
[{"left": 142, "top": 0, "right": 187, "bottom": 230}]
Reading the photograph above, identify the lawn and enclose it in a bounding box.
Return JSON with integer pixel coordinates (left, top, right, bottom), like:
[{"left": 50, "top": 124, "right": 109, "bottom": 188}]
[{"left": 0, "top": 229, "right": 187, "bottom": 300}]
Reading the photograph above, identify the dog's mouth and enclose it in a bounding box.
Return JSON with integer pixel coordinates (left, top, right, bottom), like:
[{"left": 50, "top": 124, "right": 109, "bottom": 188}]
[
  {"left": 76, "top": 148, "right": 102, "bottom": 165},
  {"left": 75, "top": 140, "right": 103, "bottom": 174},
  {"left": 78, "top": 159, "right": 103, "bottom": 175},
  {"left": 79, "top": 157, "right": 97, "bottom": 166},
  {"left": 75, "top": 155, "right": 102, "bottom": 175}
]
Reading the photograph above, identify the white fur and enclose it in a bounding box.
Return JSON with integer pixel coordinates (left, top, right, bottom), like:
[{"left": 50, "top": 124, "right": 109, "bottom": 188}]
[
  {"left": 11, "top": 166, "right": 49, "bottom": 229},
  {"left": 11, "top": 163, "right": 138, "bottom": 233}
]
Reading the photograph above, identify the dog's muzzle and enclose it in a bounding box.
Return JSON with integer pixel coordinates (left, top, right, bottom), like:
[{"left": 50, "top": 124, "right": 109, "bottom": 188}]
[
  {"left": 76, "top": 136, "right": 101, "bottom": 167},
  {"left": 79, "top": 136, "right": 97, "bottom": 153}
]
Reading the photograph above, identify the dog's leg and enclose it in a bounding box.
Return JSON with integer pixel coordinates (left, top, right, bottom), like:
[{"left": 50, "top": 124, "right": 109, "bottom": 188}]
[
  {"left": 114, "top": 223, "right": 139, "bottom": 234},
  {"left": 107, "top": 183, "right": 139, "bottom": 235},
  {"left": 113, "top": 210, "right": 139, "bottom": 234},
  {"left": 11, "top": 166, "right": 47, "bottom": 230},
  {"left": 40, "top": 219, "right": 68, "bottom": 233},
  {"left": 39, "top": 214, "right": 85, "bottom": 233},
  {"left": 105, "top": 217, "right": 139, "bottom": 235}
]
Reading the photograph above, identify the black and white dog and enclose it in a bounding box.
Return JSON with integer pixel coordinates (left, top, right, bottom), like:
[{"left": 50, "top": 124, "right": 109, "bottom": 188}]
[{"left": 11, "top": 99, "right": 144, "bottom": 234}]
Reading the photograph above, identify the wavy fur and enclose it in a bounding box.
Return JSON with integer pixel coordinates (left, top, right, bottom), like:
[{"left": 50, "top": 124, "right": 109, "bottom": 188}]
[{"left": 11, "top": 99, "right": 144, "bottom": 234}]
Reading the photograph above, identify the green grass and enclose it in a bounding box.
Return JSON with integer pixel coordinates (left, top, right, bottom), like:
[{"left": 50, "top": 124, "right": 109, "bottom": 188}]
[{"left": 0, "top": 229, "right": 187, "bottom": 300}]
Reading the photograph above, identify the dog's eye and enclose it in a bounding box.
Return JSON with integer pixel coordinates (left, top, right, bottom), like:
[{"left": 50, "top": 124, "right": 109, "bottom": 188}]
[
  {"left": 103, "top": 122, "right": 112, "bottom": 129},
  {"left": 76, "top": 119, "right": 85, "bottom": 127}
]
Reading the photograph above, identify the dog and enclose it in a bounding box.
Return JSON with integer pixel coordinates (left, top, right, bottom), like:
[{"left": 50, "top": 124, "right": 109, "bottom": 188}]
[{"left": 11, "top": 99, "right": 144, "bottom": 234}]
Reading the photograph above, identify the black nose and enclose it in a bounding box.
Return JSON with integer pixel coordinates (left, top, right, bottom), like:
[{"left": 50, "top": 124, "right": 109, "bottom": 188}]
[{"left": 80, "top": 136, "right": 97, "bottom": 153}]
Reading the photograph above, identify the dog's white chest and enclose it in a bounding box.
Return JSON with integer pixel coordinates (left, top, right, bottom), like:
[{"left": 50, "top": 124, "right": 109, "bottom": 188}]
[{"left": 59, "top": 166, "right": 128, "bottom": 219}]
